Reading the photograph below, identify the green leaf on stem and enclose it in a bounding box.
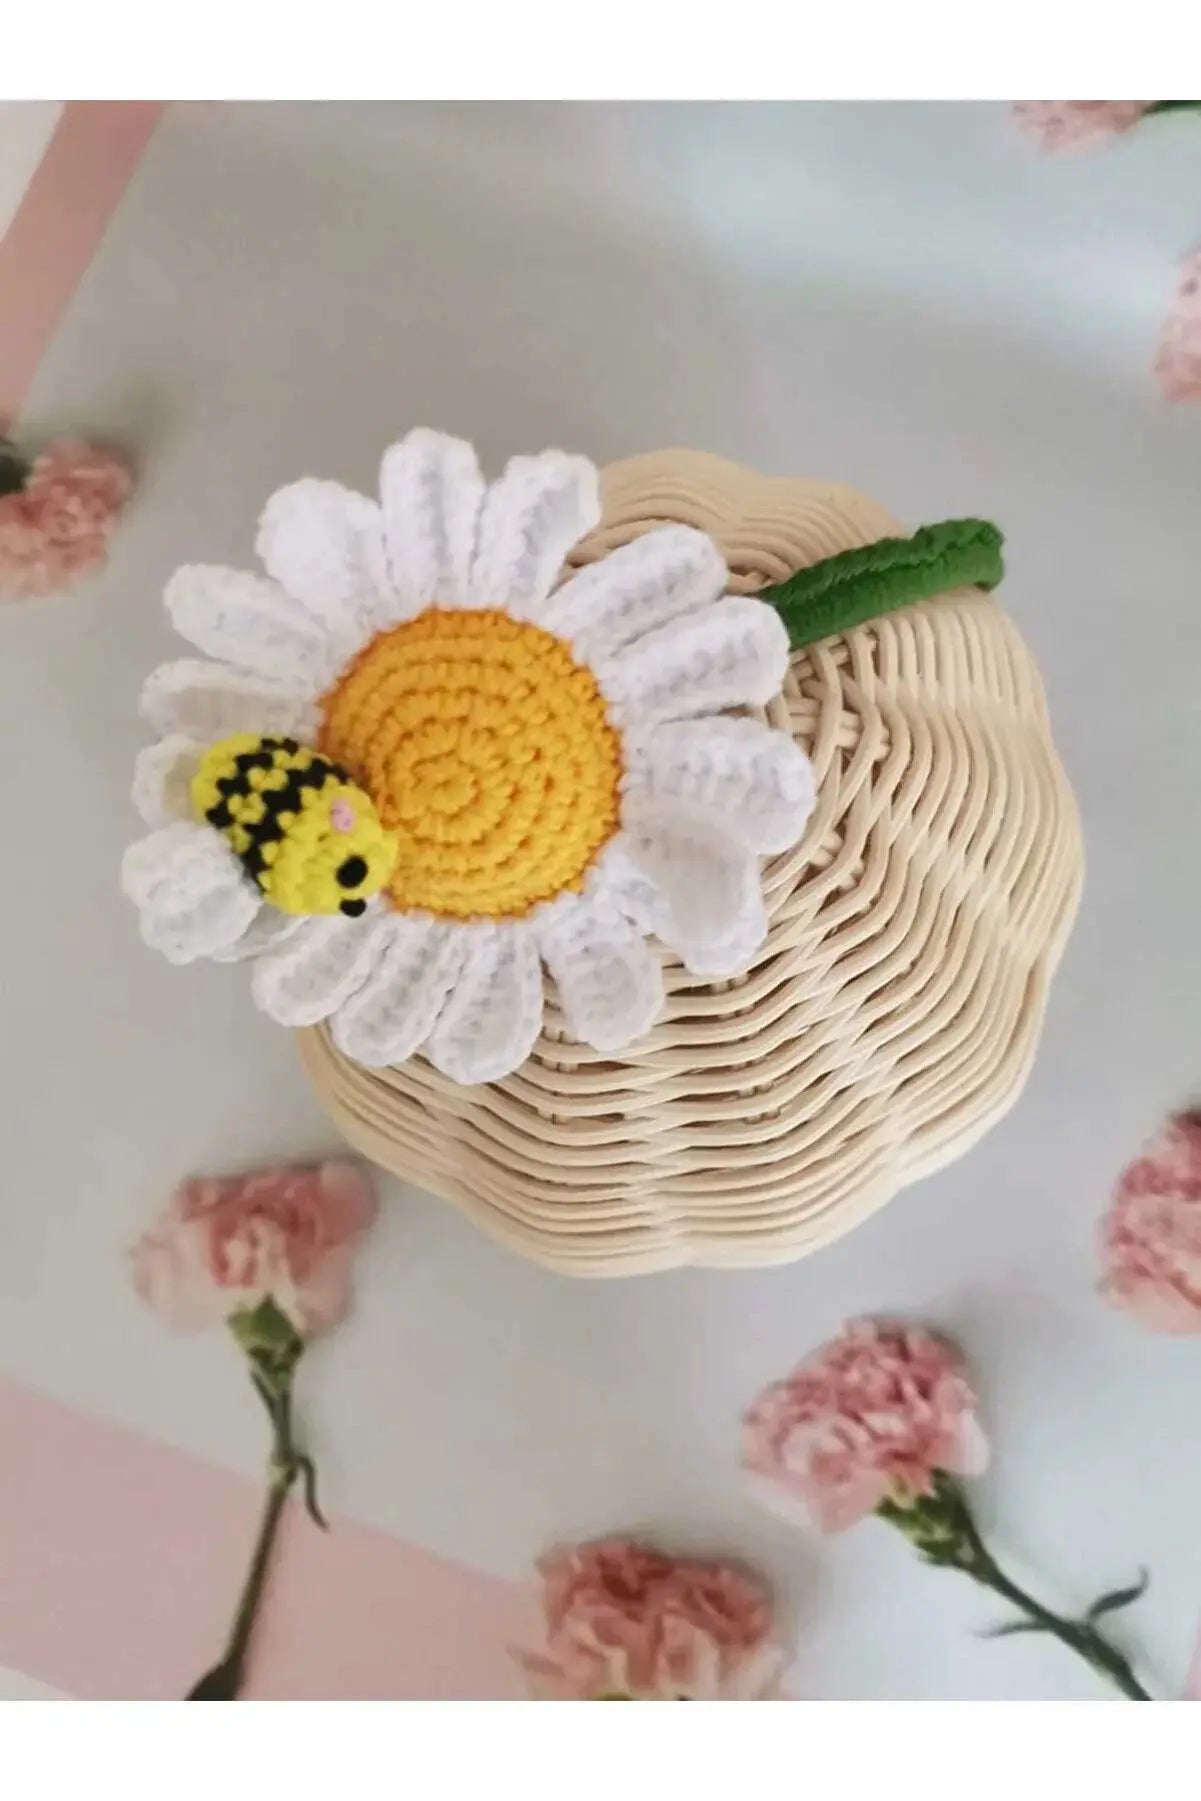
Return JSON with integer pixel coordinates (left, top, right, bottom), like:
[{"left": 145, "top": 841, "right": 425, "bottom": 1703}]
[
  {"left": 979, "top": 1618, "right": 1053, "bottom": 1640},
  {"left": 1085, "top": 1569, "right": 1149, "bottom": 1624},
  {"left": 295, "top": 1452, "right": 328, "bottom": 1531},
  {"left": 875, "top": 1469, "right": 1152, "bottom": 1697}
]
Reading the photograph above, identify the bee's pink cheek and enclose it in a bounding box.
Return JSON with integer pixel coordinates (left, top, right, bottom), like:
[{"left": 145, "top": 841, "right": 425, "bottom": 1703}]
[{"left": 330, "top": 800, "right": 355, "bottom": 833}]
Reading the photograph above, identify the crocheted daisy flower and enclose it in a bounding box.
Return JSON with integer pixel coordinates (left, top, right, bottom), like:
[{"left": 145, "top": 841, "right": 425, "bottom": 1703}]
[{"left": 122, "top": 430, "right": 815, "bottom": 1083}]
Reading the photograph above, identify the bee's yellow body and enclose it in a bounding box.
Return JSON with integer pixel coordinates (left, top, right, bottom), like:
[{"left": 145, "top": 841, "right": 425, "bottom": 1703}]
[{"left": 191, "top": 734, "right": 398, "bottom": 917}]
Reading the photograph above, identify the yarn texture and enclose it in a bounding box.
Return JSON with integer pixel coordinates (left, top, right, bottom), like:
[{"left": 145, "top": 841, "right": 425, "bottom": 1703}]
[
  {"left": 190, "top": 734, "right": 397, "bottom": 917},
  {"left": 123, "top": 430, "right": 816, "bottom": 1084},
  {"left": 761, "top": 518, "right": 1003, "bottom": 648},
  {"left": 319, "top": 608, "right": 622, "bottom": 919},
  {"left": 299, "top": 451, "right": 1083, "bottom": 1275}
]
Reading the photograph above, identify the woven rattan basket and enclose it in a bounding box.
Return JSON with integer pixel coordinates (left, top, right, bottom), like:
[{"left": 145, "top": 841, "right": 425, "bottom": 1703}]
[{"left": 298, "top": 450, "right": 1082, "bottom": 1275}]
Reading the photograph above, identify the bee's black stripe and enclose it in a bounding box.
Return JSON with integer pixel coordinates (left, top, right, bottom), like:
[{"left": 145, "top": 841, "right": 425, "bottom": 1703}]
[
  {"left": 205, "top": 751, "right": 342, "bottom": 892},
  {"left": 240, "top": 765, "right": 336, "bottom": 879},
  {"left": 252, "top": 736, "right": 349, "bottom": 781}
]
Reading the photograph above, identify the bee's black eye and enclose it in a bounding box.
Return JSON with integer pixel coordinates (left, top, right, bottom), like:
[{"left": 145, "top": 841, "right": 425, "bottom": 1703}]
[
  {"left": 336, "top": 855, "right": 368, "bottom": 889},
  {"left": 339, "top": 898, "right": 367, "bottom": 918}
]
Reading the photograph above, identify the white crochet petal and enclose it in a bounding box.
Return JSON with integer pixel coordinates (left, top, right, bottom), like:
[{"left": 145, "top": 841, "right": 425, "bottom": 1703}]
[
  {"left": 675, "top": 910, "right": 772, "bottom": 980},
  {"left": 597, "top": 839, "right": 669, "bottom": 928},
  {"left": 132, "top": 735, "right": 202, "bottom": 827},
  {"left": 255, "top": 478, "right": 392, "bottom": 651},
  {"left": 470, "top": 451, "right": 601, "bottom": 618},
  {"left": 164, "top": 565, "right": 341, "bottom": 692},
  {"left": 605, "top": 841, "right": 765, "bottom": 978},
  {"left": 596, "top": 596, "right": 789, "bottom": 729},
  {"left": 211, "top": 908, "right": 306, "bottom": 964},
  {"left": 251, "top": 910, "right": 394, "bottom": 1029},
  {"left": 616, "top": 881, "right": 766, "bottom": 979},
  {"left": 426, "top": 923, "right": 544, "bottom": 1083},
  {"left": 141, "top": 659, "right": 317, "bottom": 742},
  {"left": 379, "top": 429, "right": 486, "bottom": 614},
  {"left": 534, "top": 525, "right": 726, "bottom": 661},
  {"left": 121, "top": 822, "right": 260, "bottom": 965},
  {"left": 621, "top": 810, "right": 767, "bottom": 976},
  {"left": 623, "top": 717, "right": 816, "bottom": 854},
  {"left": 330, "top": 916, "right": 468, "bottom": 1068},
  {"left": 538, "top": 900, "right": 664, "bottom": 1054}
]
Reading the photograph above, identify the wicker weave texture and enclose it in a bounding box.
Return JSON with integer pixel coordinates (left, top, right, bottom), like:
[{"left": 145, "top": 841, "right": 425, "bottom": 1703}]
[{"left": 298, "top": 451, "right": 1083, "bottom": 1275}]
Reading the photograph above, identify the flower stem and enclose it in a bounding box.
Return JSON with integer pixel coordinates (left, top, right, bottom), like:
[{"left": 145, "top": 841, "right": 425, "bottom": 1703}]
[
  {"left": 968, "top": 1546, "right": 1150, "bottom": 1701},
  {"left": 186, "top": 1302, "right": 322, "bottom": 1701},
  {"left": 0, "top": 440, "right": 28, "bottom": 497},
  {"left": 880, "top": 1476, "right": 1152, "bottom": 1701},
  {"left": 187, "top": 1460, "right": 294, "bottom": 1700}
]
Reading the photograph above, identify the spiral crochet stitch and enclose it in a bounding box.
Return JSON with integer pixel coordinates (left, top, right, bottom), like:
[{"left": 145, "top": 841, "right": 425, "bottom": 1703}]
[{"left": 318, "top": 608, "right": 622, "bottom": 920}]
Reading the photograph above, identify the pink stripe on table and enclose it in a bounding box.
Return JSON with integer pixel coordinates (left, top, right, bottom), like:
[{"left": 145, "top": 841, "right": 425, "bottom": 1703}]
[
  {"left": 0, "top": 101, "right": 163, "bottom": 429},
  {"left": 0, "top": 1380, "right": 530, "bottom": 1699}
]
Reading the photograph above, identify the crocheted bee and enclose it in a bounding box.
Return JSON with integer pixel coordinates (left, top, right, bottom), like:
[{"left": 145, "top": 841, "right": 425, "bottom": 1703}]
[{"left": 190, "top": 733, "right": 398, "bottom": 917}]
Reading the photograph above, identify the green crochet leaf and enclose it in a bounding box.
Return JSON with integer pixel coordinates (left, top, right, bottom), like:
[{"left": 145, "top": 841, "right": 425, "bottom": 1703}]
[{"left": 758, "top": 518, "right": 1004, "bottom": 651}]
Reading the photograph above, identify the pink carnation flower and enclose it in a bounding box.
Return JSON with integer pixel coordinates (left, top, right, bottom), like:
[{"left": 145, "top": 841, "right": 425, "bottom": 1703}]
[
  {"left": 0, "top": 439, "right": 131, "bottom": 599},
  {"left": 1100, "top": 1112, "right": 1201, "bottom": 1331},
  {"left": 1154, "top": 249, "right": 1201, "bottom": 402},
  {"left": 742, "top": 1318, "right": 989, "bottom": 1533},
  {"left": 1186, "top": 1621, "right": 1201, "bottom": 1699},
  {"left": 131, "top": 1161, "right": 376, "bottom": 1336},
  {"left": 1013, "top": 101, "right": 1149, "bottom": 153},
  {"left": 517, "top": 1538, "right": 784, "bottom": 1700}
]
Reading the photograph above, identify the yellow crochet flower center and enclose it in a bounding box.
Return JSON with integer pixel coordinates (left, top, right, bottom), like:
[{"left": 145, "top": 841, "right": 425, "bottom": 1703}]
[{"left": 318, "top": 608, "right": 623, "bottom": 921}]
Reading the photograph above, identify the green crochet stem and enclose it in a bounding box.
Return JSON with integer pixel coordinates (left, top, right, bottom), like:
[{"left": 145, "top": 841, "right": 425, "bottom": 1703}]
[{"left": 758, "top": 518, "right": 1004, "bottom": 651}]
